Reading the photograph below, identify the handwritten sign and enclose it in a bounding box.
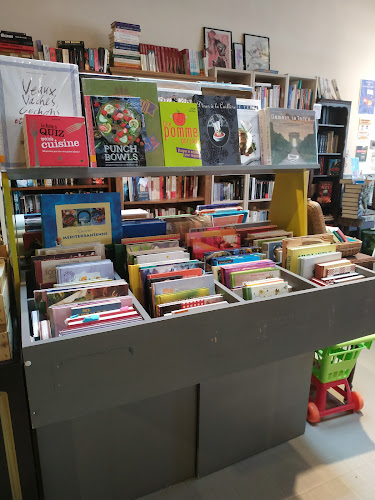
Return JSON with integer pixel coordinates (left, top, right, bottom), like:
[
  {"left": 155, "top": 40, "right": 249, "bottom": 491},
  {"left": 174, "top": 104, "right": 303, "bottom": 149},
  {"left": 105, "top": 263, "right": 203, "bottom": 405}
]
[{"left": 0, "top": 56, "right": 81, "bottom": 167}]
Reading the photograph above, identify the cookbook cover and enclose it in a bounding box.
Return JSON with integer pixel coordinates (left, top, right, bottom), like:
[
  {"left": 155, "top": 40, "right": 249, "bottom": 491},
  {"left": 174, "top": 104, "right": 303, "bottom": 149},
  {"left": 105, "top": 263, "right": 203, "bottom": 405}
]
[
  {"left": 0, "top": 56, "right": 81, "bottom": 167},
  {"left": 159, "top": 102, "right": 202, "bottom": 166},
  {"left": 193, "top": 95, "right": 240, "bottom": 166},
  {"left": 86, "top": 95, "right": 146, "bottom": 167},
  {"left": 23, "top": 115, "right": 89, "bottom": 167},
  {"left": 40, "top": 192, "right": 122, "bottom": 247},
  {"left": 81, "top": 78, "right": 164, "bottom": 166}
]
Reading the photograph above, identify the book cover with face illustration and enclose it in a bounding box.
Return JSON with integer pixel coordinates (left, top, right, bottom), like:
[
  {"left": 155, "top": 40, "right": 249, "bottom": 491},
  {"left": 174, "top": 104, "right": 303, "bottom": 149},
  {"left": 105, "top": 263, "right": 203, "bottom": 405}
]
[{"left": 193, "top": 95, "right": 240, "bottom": 166}]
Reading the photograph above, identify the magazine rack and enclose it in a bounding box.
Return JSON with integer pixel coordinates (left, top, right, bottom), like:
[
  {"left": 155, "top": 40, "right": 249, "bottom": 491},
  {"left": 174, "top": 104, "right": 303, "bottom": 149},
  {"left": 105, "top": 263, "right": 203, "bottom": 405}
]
[{"left": 4, "top": 165, "right": 375, "bottom": 499}]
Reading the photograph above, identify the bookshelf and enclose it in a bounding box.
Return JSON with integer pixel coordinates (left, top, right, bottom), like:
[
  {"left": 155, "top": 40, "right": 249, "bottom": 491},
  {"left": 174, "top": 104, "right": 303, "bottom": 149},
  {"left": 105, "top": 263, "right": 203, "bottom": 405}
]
[
  {"left": 252, "top": 72, "right": 288, "bottom": 108},
  {"left": 110, "top": 67, "right": 216, "bottom": 82},
  {"left": 310, "top": 99, "right": 351, "bottom": 220},
  {"left": 208, "top": 67, "right": 253, "bottom": 86},
  {"left": 286, "top": 75, "right": 318, "bottom": 109}
]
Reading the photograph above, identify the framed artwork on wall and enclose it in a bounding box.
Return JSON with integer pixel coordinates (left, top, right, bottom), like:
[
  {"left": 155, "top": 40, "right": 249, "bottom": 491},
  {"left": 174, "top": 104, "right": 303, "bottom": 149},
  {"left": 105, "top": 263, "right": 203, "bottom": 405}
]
[
  {"left": 204, "top": 27, "right": 232, "bottom": 69},
  {"left": 233, "top": 43, "right": 244, "bottom": 70},
  {"left": 244, "top": 34, "right": 270, "bottom": 71}
]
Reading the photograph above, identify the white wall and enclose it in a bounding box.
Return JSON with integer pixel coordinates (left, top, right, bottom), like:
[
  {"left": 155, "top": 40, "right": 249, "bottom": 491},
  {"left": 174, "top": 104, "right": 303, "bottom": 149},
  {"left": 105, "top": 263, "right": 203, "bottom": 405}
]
[{"left": 4, "top": 0, "right": 375, "bottom": 172}]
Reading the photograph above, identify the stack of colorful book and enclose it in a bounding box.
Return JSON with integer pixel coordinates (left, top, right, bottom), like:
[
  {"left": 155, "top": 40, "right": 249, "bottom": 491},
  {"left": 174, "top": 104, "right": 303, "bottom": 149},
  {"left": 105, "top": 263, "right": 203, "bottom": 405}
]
[
  {"left": 123, "top": 176, "right": 199, "bottom": 203},
  {"left": 138, "top": 45, "right": 207, "bottom": 76},
  {"left": 110, "top": 21, "right": 141, "bottom": 70},
  {"left": 0, "top": 30, "right": 34, "bottom": 58},
  {"left": 287, "top": 81, "right": 314, "bottom": 110},
  {"left": 340, "top": 180, "right": 363, "bottom": 219},
  {"left": 195, "top": 203, "right": 249, "bottom": 228}
]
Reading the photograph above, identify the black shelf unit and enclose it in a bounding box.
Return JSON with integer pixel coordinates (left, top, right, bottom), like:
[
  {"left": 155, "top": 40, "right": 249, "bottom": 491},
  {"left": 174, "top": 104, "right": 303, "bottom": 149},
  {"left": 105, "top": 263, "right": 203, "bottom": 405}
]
[{"left": 311, "top": 99, "right": 351, "bottom": 220}]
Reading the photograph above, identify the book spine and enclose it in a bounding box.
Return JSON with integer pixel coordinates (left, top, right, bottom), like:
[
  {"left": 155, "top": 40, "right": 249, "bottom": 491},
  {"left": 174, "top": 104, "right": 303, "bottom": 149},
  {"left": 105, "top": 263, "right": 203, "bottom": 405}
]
[
  {"left": 94, "top": 49, "right": 99, "bottom": 72},
  {"left": 61, "top": 48, "right": 69, "bottom": 64},
  {"left": 49, "top": 47, "right": 56, "bottom": 62},
  {"left": 43, "top": 44, "right": 50, "bottom": 61}
]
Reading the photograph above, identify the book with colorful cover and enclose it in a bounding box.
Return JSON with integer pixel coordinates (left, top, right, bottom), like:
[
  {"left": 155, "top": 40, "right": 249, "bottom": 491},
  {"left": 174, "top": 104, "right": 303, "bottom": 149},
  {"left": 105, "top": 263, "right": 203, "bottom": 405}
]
[
  {"left": 85, "top": 95, "right": 146, "bottom": 167},
  {"left": 193, "top": 95, "right": 240, "bottom": 166},
  {"left": 156, "top": 294, "right": 224, "bottom": 317},
  {"left": 81, "top": 78, "right": 164, "bottom": 166},
  {"left": 297, "top": 251, "right": 342, "bottom": 279},
  {"left": 317, "top": 181, "right": 333, "bottom": 204},
  {"left": 258, "top": 108, "right": 317, "bottom": 165},
  {"left": 191, "top": 234, "right": 241, "bottom": 260},
  {"left": 243, "top": 279, "right": 289, "bottom": 300},
  {"left": 220, "top": 260, "right": 275, "bottom": 288},
  {"left": 40, "top": 192, "right": 122, "bottom": 247},
  {"left": 23, "top": 115, "right": 88, "bottom": 167},
  {"left": 159, "top": 102, "right": 202, "bottom": 166},
  {"left": 56, "top": 259, "right": 114, "bottom": 283},
  {"left": 230, "top": 267, "right": 280, "bottom": 289},
  {"left": 0, "top": 56, "right": 81, "bottom": 167},
  {"left": 155, "top": 287, "right": 210, "bottom": 306},
  {"left": 237, "top": 98, "right": 261, "bottom": 164}
]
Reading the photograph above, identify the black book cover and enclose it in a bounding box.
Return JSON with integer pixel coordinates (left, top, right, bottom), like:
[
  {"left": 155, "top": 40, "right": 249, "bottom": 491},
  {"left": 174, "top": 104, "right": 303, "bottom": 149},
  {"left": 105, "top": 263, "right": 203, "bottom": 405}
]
[
  {"left": 78, "top": 47, "right": 85, "bottom": 71},
  {"left": 0, "top": 36, "right": 33, "bottom": 46},
  {"left": 98, "top": 47, "right": 105, "bottom": 72},
  {"left": 55, "top": 48, "right": 63, "bottom": 62},
  {"left": 193, "top": 95, "right": 240, "bottom": 166}
]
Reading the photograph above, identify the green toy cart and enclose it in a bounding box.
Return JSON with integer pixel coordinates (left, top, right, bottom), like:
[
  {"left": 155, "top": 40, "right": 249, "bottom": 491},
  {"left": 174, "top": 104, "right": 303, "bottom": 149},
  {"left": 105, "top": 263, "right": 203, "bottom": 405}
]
[{"left": 307, "top": 334, "right": 375, "bottom": 423}]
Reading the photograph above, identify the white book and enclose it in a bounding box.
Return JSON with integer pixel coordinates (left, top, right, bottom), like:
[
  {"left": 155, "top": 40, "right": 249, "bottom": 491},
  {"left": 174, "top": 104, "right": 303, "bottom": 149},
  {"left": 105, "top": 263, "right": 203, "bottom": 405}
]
[
  {"left": 298, "top": 251, "right": 342, "bottom": 279},
  {"left": 62, "top": 48, "right": 70, "bottom": 63},
  {"left": 136, "top": 251, "right": 189, "bottom": 265}
]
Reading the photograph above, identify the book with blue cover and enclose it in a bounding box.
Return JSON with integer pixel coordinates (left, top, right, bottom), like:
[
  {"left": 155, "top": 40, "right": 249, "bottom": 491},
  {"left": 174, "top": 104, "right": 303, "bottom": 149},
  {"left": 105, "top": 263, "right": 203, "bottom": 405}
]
[
  {"left": 40, "top": 192, "right": 122, "bottom": 247},
  {"left": 122, "top": 219, "right": 167, "bottom": 238}
]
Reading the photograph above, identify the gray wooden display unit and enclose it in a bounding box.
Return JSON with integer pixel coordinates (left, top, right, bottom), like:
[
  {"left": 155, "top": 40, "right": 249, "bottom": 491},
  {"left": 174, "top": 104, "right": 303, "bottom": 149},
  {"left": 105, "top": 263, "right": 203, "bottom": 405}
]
[{"left": 11, "top": 166, "right": 375, "bottom": 500}]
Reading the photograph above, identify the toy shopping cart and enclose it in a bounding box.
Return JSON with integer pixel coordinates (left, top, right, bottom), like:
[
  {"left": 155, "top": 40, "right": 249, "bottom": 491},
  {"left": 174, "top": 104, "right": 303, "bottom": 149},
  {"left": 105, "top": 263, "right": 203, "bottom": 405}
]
[{"left": 307, "top": 334, "right": 375, "bottom": 423}]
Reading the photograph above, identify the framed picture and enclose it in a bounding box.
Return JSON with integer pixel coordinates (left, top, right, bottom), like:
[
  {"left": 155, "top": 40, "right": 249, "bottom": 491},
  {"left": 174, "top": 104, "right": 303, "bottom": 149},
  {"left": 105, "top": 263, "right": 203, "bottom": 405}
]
[
  {"left": 233, "top": 43, "right": 244, "bottom": 70},
  {"left": 244, "top": 34, "right": 270, "bottom": 71},
  {"left": 204, "top": 27, "right": 232, "bottom": 69}
]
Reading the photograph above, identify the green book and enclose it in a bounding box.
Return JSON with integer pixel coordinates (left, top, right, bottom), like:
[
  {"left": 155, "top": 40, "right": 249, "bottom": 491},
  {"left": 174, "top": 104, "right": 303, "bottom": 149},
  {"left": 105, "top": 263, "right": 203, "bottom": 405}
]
[
  {"left": 159, "top": 102, "right": 202, "bottom": 166},
  {"left": 81, "top": 78, "right": 164, "bottom": 166}
]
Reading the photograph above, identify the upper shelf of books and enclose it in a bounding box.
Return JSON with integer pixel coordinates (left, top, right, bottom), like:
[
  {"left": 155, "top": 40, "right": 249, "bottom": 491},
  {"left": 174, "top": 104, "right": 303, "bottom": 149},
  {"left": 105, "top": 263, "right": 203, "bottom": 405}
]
[{"left": 4, "top": 164, "right": 318, "bottom": 179}]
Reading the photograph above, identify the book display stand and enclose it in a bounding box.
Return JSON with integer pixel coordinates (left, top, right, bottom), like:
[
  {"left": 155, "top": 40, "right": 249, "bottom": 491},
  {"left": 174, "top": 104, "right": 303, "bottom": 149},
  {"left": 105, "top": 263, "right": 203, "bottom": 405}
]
[{"left": 2, "top": 162, "right": 375, "bottom": 500}]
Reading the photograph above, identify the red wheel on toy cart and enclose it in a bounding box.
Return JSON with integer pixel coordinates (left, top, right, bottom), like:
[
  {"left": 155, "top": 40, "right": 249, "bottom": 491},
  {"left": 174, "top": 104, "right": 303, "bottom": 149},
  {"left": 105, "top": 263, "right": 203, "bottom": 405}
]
[
  {"left": 307, "top": 402, "right": 321, "bottom": 423},
  {"left": 351, "top": 391, "right": 364, "bottom": 412}
]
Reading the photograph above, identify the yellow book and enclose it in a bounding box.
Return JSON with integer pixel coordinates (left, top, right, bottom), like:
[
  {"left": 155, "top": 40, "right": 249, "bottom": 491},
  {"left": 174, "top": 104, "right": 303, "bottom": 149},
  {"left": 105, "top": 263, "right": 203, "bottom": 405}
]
[
  {"left": 286, "top": 244, "right": 337, "bottom": 273},
  {"left": 155, "top": 287, "right": 210, "bottom": 306},
  {"left": 128, "top": 264, "right": 143, "bottom": 303}
]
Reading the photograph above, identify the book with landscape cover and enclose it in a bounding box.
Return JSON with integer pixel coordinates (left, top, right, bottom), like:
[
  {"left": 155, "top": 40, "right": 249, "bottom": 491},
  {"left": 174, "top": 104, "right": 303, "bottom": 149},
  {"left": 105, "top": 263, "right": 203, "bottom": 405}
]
[
  {"left": 159, "top": 102, "right": 202, "bottom": 166},
  {"left": 237, "top": 98, "right": 261, "bottom": 164},
  {"left": 193, "top": 95, "right": 240, "bottom": 166},
  {"left": 40, "top": 192, "right": 122, "bottom": 247},
  {"left": 85, "top": 95, "right": 146, "bottom": 167},
  {"left": 81, "top": 78, "right": 164, "bottom": 166},
  {"left": 258, "top": 108, "right": 317, "bottom": 165},
  {"left": 23, "top": 115, "right": 89, "bottom": 167}
]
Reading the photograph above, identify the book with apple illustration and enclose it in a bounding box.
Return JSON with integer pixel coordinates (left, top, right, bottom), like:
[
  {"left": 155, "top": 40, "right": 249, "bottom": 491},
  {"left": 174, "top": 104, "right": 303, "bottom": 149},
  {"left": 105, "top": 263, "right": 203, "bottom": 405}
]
[
  {"left": 193, "top": 95, "right": 240, "bottom": 166},
  {"left": 159, "top": 102, "right": 202, "bottom": 166},
  {"left": 85, "top": 95, "right": 146, "bottom": 167}
]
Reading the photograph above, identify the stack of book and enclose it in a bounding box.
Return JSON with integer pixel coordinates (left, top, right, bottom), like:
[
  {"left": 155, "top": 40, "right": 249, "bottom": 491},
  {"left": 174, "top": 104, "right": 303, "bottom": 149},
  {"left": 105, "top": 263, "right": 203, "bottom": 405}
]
[
  {"left": 243, "top": 275, "right": 290, "bottom": 301},
  {"left": 340, "top": 180, "right": 363, "bottom": 219},
  {"left": 248, "top": 210, "right": 269, "bottom": 222},
  {"left": 123, "top": 176, "right": 198, "bottom": 202},
  {"left": 253, "top": 83, "right": 283, "bottom": 108},
  {"left": 287, "top": 81, "right": 313, "bottom": 110},
  {"left": 195, "top": 203, "right": 249, "bottom": 227},
  {"left": 213, "top": 176, "right": 244, "bottom": 202},
  {"left": 110, "top": 21, "right": 141, "bottom": 70},
  {"left": 0, "top": 30, "right": 34, "bottom": 58},
  {"left": 249, "top": 178, "right": 274, "bottom": 200}
]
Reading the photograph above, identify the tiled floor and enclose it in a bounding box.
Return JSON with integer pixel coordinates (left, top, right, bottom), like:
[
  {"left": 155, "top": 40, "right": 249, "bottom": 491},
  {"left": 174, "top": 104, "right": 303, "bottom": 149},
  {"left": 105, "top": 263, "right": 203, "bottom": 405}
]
[{"left": 142, "top": 346, "right": 375, "bottom": 500}]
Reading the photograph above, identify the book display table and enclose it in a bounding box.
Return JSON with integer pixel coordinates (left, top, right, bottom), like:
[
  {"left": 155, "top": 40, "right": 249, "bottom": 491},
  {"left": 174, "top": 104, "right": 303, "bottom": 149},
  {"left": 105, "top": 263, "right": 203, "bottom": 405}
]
[{"left": 6, "top": 167, "right": 375, "bottom": 499}]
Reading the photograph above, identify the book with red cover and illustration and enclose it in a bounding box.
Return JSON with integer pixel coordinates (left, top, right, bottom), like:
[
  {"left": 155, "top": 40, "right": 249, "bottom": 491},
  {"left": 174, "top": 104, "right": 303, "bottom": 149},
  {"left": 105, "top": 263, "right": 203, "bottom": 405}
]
[
  {"left": 23, "top": 115, "right": 89, "bottom": 167},
  {"left": 316, "top": 181, "right": 333, "bottom": 204}
]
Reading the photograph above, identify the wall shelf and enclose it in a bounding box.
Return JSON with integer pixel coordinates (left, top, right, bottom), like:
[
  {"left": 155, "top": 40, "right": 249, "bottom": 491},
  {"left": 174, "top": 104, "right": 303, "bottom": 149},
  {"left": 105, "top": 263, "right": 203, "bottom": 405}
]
[
  {"left": 11, "top": 184, "right": 108, "bottom": 192},
  {"left": 110, "top": 67, "right": 216, "bottom": 82},
  {"left": 3, "top": 164, "right": 318, "bottom": 179},
  {"left": 124, "top": 196, "right": 205, "bottom": 206}
]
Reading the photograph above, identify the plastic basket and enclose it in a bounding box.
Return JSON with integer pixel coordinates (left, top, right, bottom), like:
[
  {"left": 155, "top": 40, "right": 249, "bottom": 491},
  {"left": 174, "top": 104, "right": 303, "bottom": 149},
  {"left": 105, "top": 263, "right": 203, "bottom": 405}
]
[{"left": 312, "top": 334, "right": 375, "bottom": 383}]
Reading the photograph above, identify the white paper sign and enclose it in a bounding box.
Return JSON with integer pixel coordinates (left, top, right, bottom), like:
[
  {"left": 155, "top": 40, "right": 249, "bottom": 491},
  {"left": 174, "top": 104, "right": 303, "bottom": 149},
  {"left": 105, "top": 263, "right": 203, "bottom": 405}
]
[{"left": 0, "top": 56, "right": 81, "bottom": 167}]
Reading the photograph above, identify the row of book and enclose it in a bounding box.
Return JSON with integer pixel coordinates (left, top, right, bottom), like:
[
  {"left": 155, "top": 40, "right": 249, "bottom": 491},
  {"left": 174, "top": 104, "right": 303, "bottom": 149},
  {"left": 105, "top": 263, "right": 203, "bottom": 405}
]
[
  {"left": 319, "top": 106, "right": 346, "bottom": 126},
  {"left": 36, "top": 40, "right": 109, "bottom": 73},
  {"left": 318, "top": 157, "right": 342, "bottom": 176},
  {"left": 140, "top": 44, "right": 208, "bottom": 77},
  {"left": 0, "top": 30, "right": 34, "bottom": 58},
  {"left": 317, "top": 77, "right": 341, "bottom": 100},
  {"left": 110, "top": 21, "right": 141, "bottom": 69},
  {"left": 13, "top": 179, "right": 105, "bottom": 188},
  {"left": 213, "top": 177, "right": 244, "bottom": 202},
  {"left": 123, "top": 176, "right": 199, "bottom": 202},
  {"left": 248, "top": 209, "right": 269, "bottom": 222},
  {"left": 287, "top": 82, "right": 314, "bottom": 110},
  {"left": 249, "top": 178, "right": 274, "bottom": 201},
  {"left": 317, "top": 132, "right": 339, "bottom": 154},
  {"left": 253, "top": 84, "right": 284, "bottom": 108}
]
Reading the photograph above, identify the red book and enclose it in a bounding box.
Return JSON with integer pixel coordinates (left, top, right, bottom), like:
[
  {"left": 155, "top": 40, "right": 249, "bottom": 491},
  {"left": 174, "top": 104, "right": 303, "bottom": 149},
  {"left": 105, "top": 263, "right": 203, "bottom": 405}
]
[
  {"left": 49, "top": 47, "right": 57, "bottom": 62},
  {"left": 165, "top": 47, "right": 170, "bottom": 73},
  {"left": 155, "top": 45, "right": 161, "bottom": 72},
  {"left": 0, "top": 42, "right": 34, "bottom": 53},
  {"left": 93, "top": 49, "right": 99, "bottom": 72},
  {"left": 160, "top": 47, "right": 167, "bottom": 73},
  {"left": 23, "top": 115, "right": 89, "bottom": 167}
]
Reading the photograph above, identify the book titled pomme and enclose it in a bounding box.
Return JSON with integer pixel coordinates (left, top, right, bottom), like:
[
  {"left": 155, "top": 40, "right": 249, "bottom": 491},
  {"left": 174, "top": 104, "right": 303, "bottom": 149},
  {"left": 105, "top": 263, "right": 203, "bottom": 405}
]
[{"left": 23, "top": 115, "right": 89, "bottom": 167}]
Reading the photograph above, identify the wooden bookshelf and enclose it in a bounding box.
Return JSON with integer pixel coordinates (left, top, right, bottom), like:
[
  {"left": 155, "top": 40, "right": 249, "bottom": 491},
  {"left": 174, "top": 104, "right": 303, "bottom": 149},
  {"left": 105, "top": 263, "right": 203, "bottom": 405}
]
[
  {"left": 110, "top": 67, "right": 216, "bottom": 82},
  {"left": 208, "top": 67, "right": 253, "bottom": 86},
  {"left": 11, "top": 184, "right": 108, "bottom": 191},
  {"left": 286, "top": 75, "right": 318, "bottom": 109},
  {"left": 252, "top": 72, "right": 288, "bottom": 107}
]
